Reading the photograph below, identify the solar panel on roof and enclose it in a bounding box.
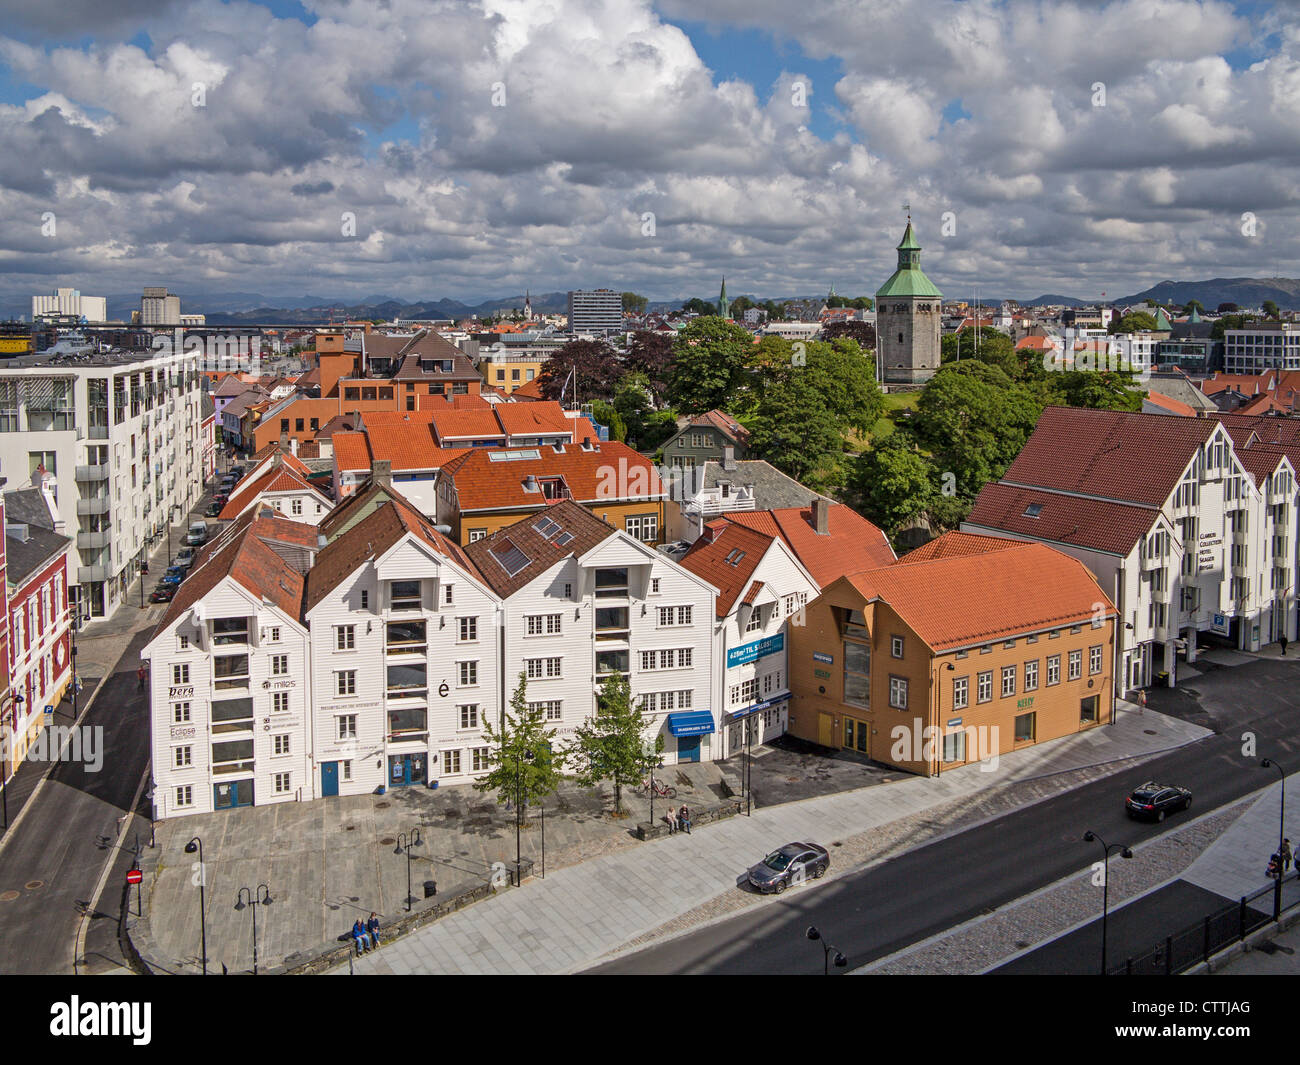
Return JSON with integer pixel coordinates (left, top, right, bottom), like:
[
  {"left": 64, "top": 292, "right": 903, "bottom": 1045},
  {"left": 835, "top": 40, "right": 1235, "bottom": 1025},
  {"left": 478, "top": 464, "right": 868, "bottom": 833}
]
[
  {"left": 533, "top": 515, "right": 562, "bottom": 538},
  {"left": 489, "top": 538, "right": 531, "bottom": 576}
]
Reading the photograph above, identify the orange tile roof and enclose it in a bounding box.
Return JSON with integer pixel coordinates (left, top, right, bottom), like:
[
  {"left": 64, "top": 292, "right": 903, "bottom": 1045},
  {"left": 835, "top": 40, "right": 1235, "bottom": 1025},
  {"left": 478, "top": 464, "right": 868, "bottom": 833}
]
[
  {"left": 1144, "top": 390, "right": 1198, "bottom": 417},
  {"left": 1015, "top": 335, "right": 1053, "bottom": 350},
  {"left": 332, "top": 431, "right": 372, "bottom": 472},
  {"left": 442, "top": 441, "right": 662, "bottom": 513},
  {"left": 332, "top": 425, "right": 470, "bottom": 474},
  {"left": 430, "top": 409, "right": 505, "bottom": 443},
  {"left": 721, "top": 504, "right": 893, "bottom": 586},
  {"left": 219, "top": 463, "right": 323, "bottom": 520},
  {"left": 896, "top": 530, "right": 1029, "bottom": 564},
  {"left": 846, "top": 542, "right": 1115, "bottom": 651},
  {"left": 511, "top": 377, "right": 548, "bottom": 400},
  {"left": 493, "top": 401, "right": 573, "bottom": 438},
  {"left": 679, "top": 521, "right": 778, "bottom": 615}
]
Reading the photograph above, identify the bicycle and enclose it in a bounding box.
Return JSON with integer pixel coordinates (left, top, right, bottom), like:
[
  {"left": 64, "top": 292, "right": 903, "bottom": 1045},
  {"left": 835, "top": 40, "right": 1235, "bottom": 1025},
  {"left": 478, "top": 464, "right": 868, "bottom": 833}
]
[{"left": 638, "top": 776, "right": 677, "bottom": 799}]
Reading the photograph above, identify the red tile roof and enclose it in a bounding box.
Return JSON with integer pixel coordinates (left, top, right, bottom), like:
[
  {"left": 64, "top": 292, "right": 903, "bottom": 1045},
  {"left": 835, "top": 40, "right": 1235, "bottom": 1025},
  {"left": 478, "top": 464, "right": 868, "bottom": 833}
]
[
  {"left": 430, "top": 409, "right": 505, "bottom": 444},
  {"left": 441, "top": 440, "right": 662, "bottom": 514},
  {"left": 218, "top": 463, "right": 323, "bottom": 520},
  {"left": 1001, "top": 406, "right": 1216, "bottom": 506},
  {"left": 1145, "top": 390, "right": 1198, "bottom": 417},
  {"left": 721, "top": 504, "right": 893, "bottom": 586},
  {"left": 463, "top": 500, "right": 615, "bottom": 597},
  {"left": 896, "top": 530, "right": 1030, "bottom": 564},
  {"left": 679, "top": 521, "right": 778, "bottom": 615},
  {"left": 846, "top": 541, "right": 1115, "bottom": 651},
  {"left": 493, "top": 401, "right": 573, "bottom": 438},
  {"left": 331, "top": 427, "right": 470, "bottom": 474},
  {"left": 965, "top": 482, "right": 1162, "bottom": 556},
  {"left": 687, "top": 408, "right": 751, "bottom": 446}
]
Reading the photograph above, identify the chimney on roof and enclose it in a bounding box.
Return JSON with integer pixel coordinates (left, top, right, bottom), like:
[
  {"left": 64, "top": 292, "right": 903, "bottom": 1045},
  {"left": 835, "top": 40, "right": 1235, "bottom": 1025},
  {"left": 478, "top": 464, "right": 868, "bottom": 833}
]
[
  {"left": 5, "top": 522, "right": 28, "bottom": 543},
  {"left": 371, "top": 460, "right": 392, "bottom": 489},
  {"left": 722, "top": 445, "right": 736, "bottom": 471},
  {"left": 523, "top": 475, "right": 539, "bottom": 493},
  {"left": 279, "top": 430, "right": 288, "bottom": 447},
  {"left": 290, "top": 437, "right": 298, "bottom": 457},
  {"left": 317, "top": 533, "right": 327, "bottom": 549},
  {"left": 813, "top": 497, "right": 830, "bottom": 535}
]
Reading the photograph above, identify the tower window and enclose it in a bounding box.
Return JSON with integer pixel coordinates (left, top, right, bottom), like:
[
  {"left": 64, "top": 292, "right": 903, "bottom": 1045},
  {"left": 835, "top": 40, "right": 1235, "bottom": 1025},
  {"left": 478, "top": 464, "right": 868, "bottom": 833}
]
[{"left": 898, "top": 333, "right": 904, "bottom": 344}]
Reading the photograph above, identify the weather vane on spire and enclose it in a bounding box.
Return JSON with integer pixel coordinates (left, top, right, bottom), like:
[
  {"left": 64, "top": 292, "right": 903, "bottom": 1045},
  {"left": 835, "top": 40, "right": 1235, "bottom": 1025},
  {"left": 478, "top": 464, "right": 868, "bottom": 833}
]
[{"left": 902, "top": 202, "right": 911, "bottom": 223}]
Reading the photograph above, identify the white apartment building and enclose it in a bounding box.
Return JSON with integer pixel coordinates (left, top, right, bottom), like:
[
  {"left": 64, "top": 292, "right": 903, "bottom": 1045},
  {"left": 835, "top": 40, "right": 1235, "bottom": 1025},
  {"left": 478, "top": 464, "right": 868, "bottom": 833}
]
[
  {"left": 0, "top": 346, "right": 208, "bottom": 617},
  {"left": 565, "top": 289, "right": 623, "bottom": 334},
  {"left": 1224, "top": 324, "right": 1300, "bottom": 374},
  {"left": 679, "top": 520, "right": 816, "bottom": 757},
  {"left": 142, "top": 512, "right": 317, "bottom": 817},
  {"left": 305, "top": 492, "right": 502, "bottom": 795},
  {"left": 965, "top": 408, "right": 1297, "bottom": 692},
  {"left": 466, "top": 499, "right": 718, "bottom": 764},
  {"left": 32, "top": 288, "right": 107, "bottom": 323}
]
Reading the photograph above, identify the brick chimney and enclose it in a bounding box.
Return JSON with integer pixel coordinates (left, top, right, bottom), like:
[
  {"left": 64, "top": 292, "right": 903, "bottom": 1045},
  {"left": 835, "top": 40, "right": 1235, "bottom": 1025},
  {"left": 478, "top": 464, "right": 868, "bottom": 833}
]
[
  {"left": 371, "top": 459, "right": 392, "bottom": 489},
  {"left": 813, "top": 497, "right": 830, "bottom": 535}
]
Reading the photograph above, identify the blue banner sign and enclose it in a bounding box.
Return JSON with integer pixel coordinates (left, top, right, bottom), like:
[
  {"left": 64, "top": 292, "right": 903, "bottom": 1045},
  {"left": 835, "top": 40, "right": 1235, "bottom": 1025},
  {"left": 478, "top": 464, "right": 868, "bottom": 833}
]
[{"left": 727, "top": 633, "right": 784, "bottom": 668}]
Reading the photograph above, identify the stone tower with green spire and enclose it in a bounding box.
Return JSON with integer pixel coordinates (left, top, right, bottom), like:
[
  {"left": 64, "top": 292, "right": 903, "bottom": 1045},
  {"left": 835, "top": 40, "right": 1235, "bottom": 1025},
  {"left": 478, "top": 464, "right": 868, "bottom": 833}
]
[
  {"left": 875, "top": 222, "right": 943, "bottom": 385},
  {"left": 719, "top": 278, "right": 730, "bottom": 319}
]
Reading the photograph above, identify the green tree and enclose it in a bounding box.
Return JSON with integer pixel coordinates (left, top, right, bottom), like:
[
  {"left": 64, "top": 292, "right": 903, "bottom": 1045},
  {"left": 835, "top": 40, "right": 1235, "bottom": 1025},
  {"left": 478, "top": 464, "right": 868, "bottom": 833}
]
[
  {"left": 625, "top": 330, "right": 674, "bottom": 402},
  {"left": 941, "top": 327, "right": 1018, "bottom": 377},
  {"left": 590, "top": 398, "right": 627, "bottom": 442},
  {"left": 1217, "top": 302, "right": 1239, "bottom": 314},
  {"left": 730, "top": 295, "right": 755, "bottom": 317},
  {"left": 1211, "top": 312, "right": 1255, "bottom": 340},
  {"left": 570, "top": 674, "right": 661, "bottom": 815},
  {"left": 667, "top": 316, "right": 756, "bottom": 414},
  {"left": 846, "top": 433, "right": 936, "bottom": 533},
  {"left": 1182, "top": 299, "right": 1205, "bottom": 315},
  {"left": 1263, "top": 299, "right": 1281, "bottom": 319},
  {"left": 621, "top": 292, "right": 648, "bottom": 315},
  {"left": 474, "top": 672, "right": 567, "bottom": 813},
  {"left": 911, "top": 362, "right": 1043, "bottom": 498},
  {"left": 747, "top": 372, "right": 846, "bottom": 487},
  {"left": 820, "top": 319, "right": 877, "bottom": 350},
  {"left": 681, "top": 297, "right": 716, "bottom": 316},
  {"left": 613, "top": 375, "right": 677, "bottom": 452},
  {"left": 540, "top": 338, "right": 624, "bottom": 402},
  {"left": 1108, "top": 311, "right": 1159, "bottom": 334},
  {"left": 1048, "top": 370, "right": 1145, "bottom": 411}
]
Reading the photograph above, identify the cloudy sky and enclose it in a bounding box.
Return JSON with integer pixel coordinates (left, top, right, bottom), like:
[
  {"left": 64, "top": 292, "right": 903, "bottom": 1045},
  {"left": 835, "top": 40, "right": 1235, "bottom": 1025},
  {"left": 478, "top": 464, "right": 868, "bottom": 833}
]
[{"left": 0, "top": 0, "right": 1295, "bottom": 310}]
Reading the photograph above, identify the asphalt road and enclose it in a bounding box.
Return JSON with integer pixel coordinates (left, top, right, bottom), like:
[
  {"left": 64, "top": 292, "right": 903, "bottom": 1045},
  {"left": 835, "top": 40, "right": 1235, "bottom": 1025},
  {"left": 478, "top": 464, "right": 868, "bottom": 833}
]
[
  {"left": 589, "top": 655, "right": 1300, "bottom": 974},
  {"left": 0, "top": 628, "right": 153, "bottom": 974}
]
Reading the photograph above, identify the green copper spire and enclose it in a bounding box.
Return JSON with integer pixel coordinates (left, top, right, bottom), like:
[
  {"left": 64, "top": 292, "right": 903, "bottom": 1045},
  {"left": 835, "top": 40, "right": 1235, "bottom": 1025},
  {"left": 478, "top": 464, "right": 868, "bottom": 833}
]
[
  {"left": 1154, "top": 306, "right": 1173, "bottom": 330},
  {"left": 1188, "top": 304, "right": 1201, "bottom": 323},
  {"left": 876, "top": 223, "right": 942, "bottom": 300},
  {"left": 719, "top": 277, "right": 730, "bottom": 319}
]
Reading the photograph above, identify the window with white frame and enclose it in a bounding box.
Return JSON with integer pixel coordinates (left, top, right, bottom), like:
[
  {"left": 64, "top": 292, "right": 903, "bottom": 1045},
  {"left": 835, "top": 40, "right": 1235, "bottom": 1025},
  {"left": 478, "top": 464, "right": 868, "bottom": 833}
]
[
  {"left": 625, "top": 514, "right": 658, "bottom": 542},
  {"left": 459, "top": 617, "right": 478, "bottom": 642},
  {"left": 658, "top": 605, "right": 692, "bottom": 627},
  {"left": 472, "top": 747, "right": 490, "bottom": 772},
  {"left": 273, "top": 734, "right": 291, "bottom": 755},
  {"left": 891, "top": 635, "right": 905, "bottom": 658},
  {"left": 442, "top": 749, "right": 461, "bottom": 775},
  {"left": 267, "top": 626, "right": 280, "bottom": 643},
  {"left": 729, "top": 678, "right": 760, "bottom": 706},
  {"left": 529, "top": 700, "right": 563, "bottom": 721},
  {"left": 336, "top": 625, "right": 355, "bottom": 651},
  {"left": 977, "top": 670, "right": 992, "bottom": 703},
  {"left": 1068, "top": 649, "right": 1082, "bottom": 681},
  {"left": 745, "top": 606, "right": 765, "bottom": 633},
  {"left": 271, "top": 654, "right": 289, "bottom": 675},
  {"left": 274, "top": 772, "right": 291, "bottom": 794},
  {"left": 178, "top": 634, "right": 189, "bottom": 651},
  {"left": 291, "top": 498, "right": 303, "bottom": 515},
  {"left": 526, "top": 657, "right": 562, "bottom": 680},
  {"left": 1001, "top": 665, "right": 1016, "bottom": 698},
  {"left": 172, "top": 701, "right": 191, "bottom": 723},
  {"left": 458, "top": 661, "right": 478, "bottom": 686},
  {"left": 640, "top": 648, "right": 692, "bottom": 671},
  {"left": 341, "top": 761, "right": 352, "bottom": 781},
  {"left": 1089, "top": 645, "right": 1102, "bottom": 675},
  {"left": 1047, "top": 655, "right": 1061, "bottom": 685},
  {"left": 762, "top": 670, "right": 783, "bottom": 694},
  {"left": 172, "top": 663, "right": 190, "bottom": 685},
  {"left": 336, "top": 670, "right": 356, "bottom": 696},
  {"left": 175, "top": 785, "right": 193, "bottom": 808},
  {"left": 1024, "top": 660, "right": 1039, "bottom": 691},
  {"left": 953, "top": 676, "right": 968, "bottom": 710},
  {"left": 644, "top": 689, "right": 693, "bottom": 712},
  {"left": 459, "top": 704, "right": 479, "bottom": 729},
  {"left": 889, "top": 675, "right": 908, "bottom": 710},
  {"left": 526, "top": 614, "right": 562, "bottom": 636},
  {"left": 337, "top": 714, "right": 357, "bottom": 740},
  {"left": 272, "top": 692, "right": 289, "bottom": 712},
  {"left": 173, "top": 745, "right": 192, "bottom": 768}
]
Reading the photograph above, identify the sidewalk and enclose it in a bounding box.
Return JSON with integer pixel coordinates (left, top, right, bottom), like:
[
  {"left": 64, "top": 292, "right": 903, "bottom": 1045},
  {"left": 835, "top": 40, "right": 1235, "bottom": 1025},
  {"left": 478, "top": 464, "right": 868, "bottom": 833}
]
[{"left": 338, "top": 703, "right": 1209, "bottom": 975}]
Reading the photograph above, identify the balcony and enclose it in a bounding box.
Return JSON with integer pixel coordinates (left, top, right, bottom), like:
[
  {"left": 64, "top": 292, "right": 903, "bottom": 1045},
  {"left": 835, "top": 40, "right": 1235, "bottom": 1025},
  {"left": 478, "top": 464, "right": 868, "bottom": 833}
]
[
  {"left": 1233, "top": 528, "right": 1249, "bottom": 546},
  {"left": 1141, "top": 551, "right": 1163, "bottom": 570},
  {"left": 77, "top": 565, "right": 108, "bottom": 582},
  {"left": 1152, "top": 584, "right": 1172, "bottom": 605},
  {"left": 77, "top": 530, "right": 111, "bottom": 550},
  {"left": 77, "top": 496, "right": 110, "bottom": 516},
  {"left": 75, "top": 463, "right": 109, "bottom": 482}
]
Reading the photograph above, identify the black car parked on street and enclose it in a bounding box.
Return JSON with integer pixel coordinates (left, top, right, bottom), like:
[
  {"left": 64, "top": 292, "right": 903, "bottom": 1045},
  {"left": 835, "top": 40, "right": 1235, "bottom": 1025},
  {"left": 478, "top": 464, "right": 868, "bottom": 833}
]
[{"left": 1125, "top": 782, "right": 1192, "bottom": 822}]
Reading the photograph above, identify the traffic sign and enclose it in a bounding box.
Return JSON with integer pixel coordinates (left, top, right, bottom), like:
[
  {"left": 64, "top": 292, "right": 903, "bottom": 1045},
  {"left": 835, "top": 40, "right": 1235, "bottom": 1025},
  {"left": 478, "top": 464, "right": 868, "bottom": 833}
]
[{"left": 126, "top": 869, "right": 142, "bottom": 885}]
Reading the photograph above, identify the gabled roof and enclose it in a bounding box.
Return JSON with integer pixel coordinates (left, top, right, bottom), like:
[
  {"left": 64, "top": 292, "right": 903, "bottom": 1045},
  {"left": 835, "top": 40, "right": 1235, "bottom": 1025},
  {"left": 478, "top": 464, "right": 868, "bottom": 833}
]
[
  {"left": 679, "top": 521, "right": 779, "bottom": 616},
  {"left": 430, "top": 408, "right": 505, "bottom": 444},
  {"left": 965, "top": 482, "right": 1163, "bottom": 556},
  {"left": 1000, "top": 406, "right": 1218, "bottom": 506},
  {"left": 696, "top": 459, "right": 826, "bottom": 511},
  {"left": 511, "top": 376, "right": 548, "bottom": 400},
  {"left": 681, "top": 409, "right": 751, "bottom": 446},
  {"left": 1143, "top": 390, "right": 1198, "bottom": 417},
  {"left": 305, "top": 494, "right": 476, "bottom": 613},
  {"left": 894, "top": 530, "right": 1029, "bottom": 565},
  {"left": 218, "top": 462, "right": 325, "bottom": 520},
  {"left": 845, "top": 541, "right": 1115, "bottom": 652},
  {"left": 493, "top": 401, "right": 574, "bottom": 438},
  {"left": 152, "top": 514, "right": 315, "bottom": 635},
  {"left": 719, "top": 503, "right": 893, "bottom": 587},
  {"left": 463, "top": 499, "right": 614, "bottom": 597},
  {"left": 442, "top": 441, "right": 662, "bottom": 513},
  {"left": 331, "top": 427, "right": 470, "bottom": 475}
]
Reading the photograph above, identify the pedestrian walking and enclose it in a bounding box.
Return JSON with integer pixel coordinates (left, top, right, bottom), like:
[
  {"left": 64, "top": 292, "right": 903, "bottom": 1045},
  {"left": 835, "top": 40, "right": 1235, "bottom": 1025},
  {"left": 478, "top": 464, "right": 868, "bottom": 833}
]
[
  {"left": 137, "top": 664, "right": 147, "bottom": 691},
  {"left": 1281, "top": 634, "right": 1289, "bottom": 658},
  {"left": 1136, "top": 689, "right": 1147, "bottom": 712},
  {"left": 662, "top": 804, "right": 677, "bottom": 835},
  {"left": 1283, "top": 839, "right": 1293, "bottom": 873},
  {"left": 677, "top": 804, "right": 692, "bottom": 835},
  {"left": 366, "top": 912, "right": 380, "bottom": 950}
]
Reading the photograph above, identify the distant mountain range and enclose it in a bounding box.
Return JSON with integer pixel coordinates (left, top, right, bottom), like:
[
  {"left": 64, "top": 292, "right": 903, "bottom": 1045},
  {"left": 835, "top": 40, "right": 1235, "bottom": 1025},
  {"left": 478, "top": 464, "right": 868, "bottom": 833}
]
[{"left": 5, "top": 275, "right": 1299, "bottom": 325}]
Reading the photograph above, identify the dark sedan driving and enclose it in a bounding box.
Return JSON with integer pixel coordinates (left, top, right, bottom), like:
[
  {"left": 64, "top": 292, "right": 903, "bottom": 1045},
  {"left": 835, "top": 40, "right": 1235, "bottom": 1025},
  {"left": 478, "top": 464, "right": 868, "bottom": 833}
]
[
  {"left": 1125, "top": 782, "right": 1192, "bottom": 822},
  {"left": 746, "top": 842, "right": 830, "bottom": 894}
]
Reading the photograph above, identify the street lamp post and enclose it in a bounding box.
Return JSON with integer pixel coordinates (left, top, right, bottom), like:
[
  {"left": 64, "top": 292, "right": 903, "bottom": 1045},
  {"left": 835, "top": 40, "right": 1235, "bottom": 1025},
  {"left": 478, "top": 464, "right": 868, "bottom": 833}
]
[
  {"left": 1082, "top": 830, "right": 1133, "bottom": 974},
  {"left": 1262, "top": 758, "right": 1286, "bottom": 919},
  {"left": 806, "top": 926, "right": 848, "bottom": 975},
  {"left": 395, "top": 829, "right": 422, "bottom": 912},
  {"left": 183, "top": 836, "right": 208, "bottom": 974},
  {"left": 524, "top": 748, "right": 542, "bottom": 878},
  {"left": 234, "top": 884, "right": 272, "bottom": 975}
]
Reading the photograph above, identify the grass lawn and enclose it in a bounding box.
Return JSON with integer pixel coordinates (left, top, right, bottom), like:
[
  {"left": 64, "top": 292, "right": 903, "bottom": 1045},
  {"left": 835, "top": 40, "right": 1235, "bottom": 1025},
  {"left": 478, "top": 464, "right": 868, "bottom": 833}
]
[{"left": 849, "top": 391, "right": 921, "bottom": 451}]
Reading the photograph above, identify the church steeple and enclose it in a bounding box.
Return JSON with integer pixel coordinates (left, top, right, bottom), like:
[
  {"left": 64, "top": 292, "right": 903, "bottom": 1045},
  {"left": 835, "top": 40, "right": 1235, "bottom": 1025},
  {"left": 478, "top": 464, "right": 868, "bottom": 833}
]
[
  {"left": 719, "top": 277, "right": 730, "bottom": 319},
  {"left": 524, "top": 289, "right": 532, "bottom": 320},
  {"left": 896, "top": 222, "right": 922, "bottom": 269}
]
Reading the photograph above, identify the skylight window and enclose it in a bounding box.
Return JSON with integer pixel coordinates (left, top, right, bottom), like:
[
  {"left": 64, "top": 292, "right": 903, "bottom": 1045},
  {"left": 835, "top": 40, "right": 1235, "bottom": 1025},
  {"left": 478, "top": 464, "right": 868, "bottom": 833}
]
[
  {"left": 554, "top": 532, "right": 575, "bottom": 547},
  {"left": 488, "top": 449, "right": 542, "bottom": 462},
  {"left": 725, "top": 548, "right": 746, "bottom": 566},
  {"left": 489, "top": 538, "right": 531, "bottom": 577},
  {"left": 1024, "top": 503, "right": 1043, "bottom": 518},
  {"left": 533, "top": 516, "right": 562, "bottom": 539}
]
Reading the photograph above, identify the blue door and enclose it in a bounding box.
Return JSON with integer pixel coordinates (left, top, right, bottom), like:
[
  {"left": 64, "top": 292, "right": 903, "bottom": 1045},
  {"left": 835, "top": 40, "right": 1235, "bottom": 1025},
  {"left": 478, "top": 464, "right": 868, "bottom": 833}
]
[
  {"left": 214, "top": 780, "right": 254, "bottom": 810},
  {"left": 678, "top": 736, "right": 701, "bottom": 763},
  {"left": 321, "top": 762, "right": 339, "bottom": 797},
  {"left": 388, "top": 753, "right": 427, "bottom": 787}
]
